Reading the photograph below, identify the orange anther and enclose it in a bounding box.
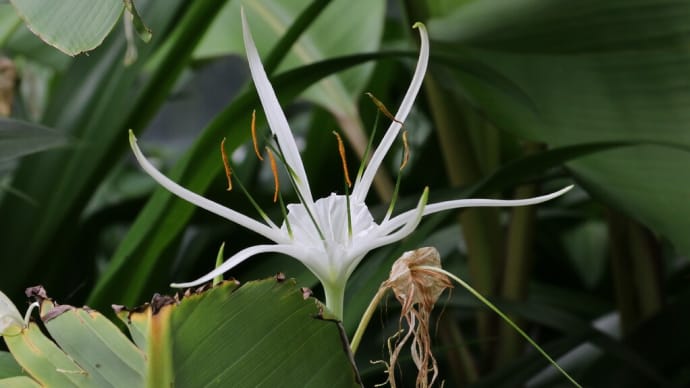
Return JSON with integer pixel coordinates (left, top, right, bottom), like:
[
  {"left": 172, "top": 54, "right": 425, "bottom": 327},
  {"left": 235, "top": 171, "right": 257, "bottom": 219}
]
[
  {"left": 251, "top": 110, "right": 263, "bottom": 161},
  {"left": 400, "top": 130, "right": 410, "bottom": 171},
  {"left": 266, "top": 147, "right": 280, "bottom": 203},
  {"left": 366, "top": 92, "right": 402, "bottom": 124},
  {"left": 333, "top": 131, "right": 352, "bottom": 188},
  {"left": 220, "top": 137, "right": 232, "bottom": 191}
]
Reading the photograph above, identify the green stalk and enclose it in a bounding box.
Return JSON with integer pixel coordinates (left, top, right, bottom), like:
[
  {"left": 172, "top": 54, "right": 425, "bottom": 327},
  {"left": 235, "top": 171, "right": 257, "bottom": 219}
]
[
  {"left": 628, "top": 222, "right": 663, "bottom": 317},
  {"left": 350, "top": 285, "right": 388, "bottom": 354},
  {"left": 496, "top": 143, "right": 541, "bottom": 366},
  {"left": 323, "top": 281, "right": 346, "bottom": 322},
  {"left": 609, "top": 210, "right": 663, "bottom": 333},
  {"left": 607, "top": 209, "right": 638, "bottom": 334}
]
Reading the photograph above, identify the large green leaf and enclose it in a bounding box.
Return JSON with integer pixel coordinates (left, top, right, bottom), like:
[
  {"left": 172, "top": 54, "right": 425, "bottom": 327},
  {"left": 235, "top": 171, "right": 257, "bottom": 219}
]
[
  {"left": 0, "top": 351, "right": 23, "bottom": 379},
  {"left": 4, "top": 322, "right": 91, "bottom": 386},
  {"left": 9, "top": 0, "right": 124, "bottom": 56},
  {"left": 429, "top": 0, "right": 690, "bottom": 255},
  {"left": 168, "top": 278, "right": 359, "bottom": 387},
  {"left": 2, "top": 280, "right": 360, "bottom": 387},
  {"left": 38, "top": 300, "right": 146, "bottom": 387}
]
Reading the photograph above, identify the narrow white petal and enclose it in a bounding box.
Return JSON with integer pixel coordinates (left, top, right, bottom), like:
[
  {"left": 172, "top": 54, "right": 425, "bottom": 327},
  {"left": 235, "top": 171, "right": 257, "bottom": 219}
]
[
  {"left": 241, "top": 9, "right": 314, "bottom": 206},
  {"left": 129, "top": 131, "right": 285, "bottom": 243},
  {"left": 352, "top": 23, "right": 429, "bottom": 202},
  {"left": 171, "top": 244, "right": 305, "bottom": 288},
  {"left": 382, "top": 185, "right": 574, "bottom": 234}
]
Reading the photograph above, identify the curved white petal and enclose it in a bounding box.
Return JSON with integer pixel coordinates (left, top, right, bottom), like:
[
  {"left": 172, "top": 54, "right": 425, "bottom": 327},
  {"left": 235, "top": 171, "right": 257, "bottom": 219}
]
[
  {"left": 171, "top": 243, "right": 307, "bottom": 288},
  {"left": 129, "top": 131, "right": 285, "bottom": 243},
  {"left": 241, "top": 9, "right": 314, "bottom": 207},
  {"left": 352, "top": 23, "right": 429, "bottom": 202},
  {"left": 382, "top": 185, "right": 574, "bottom": 234}
]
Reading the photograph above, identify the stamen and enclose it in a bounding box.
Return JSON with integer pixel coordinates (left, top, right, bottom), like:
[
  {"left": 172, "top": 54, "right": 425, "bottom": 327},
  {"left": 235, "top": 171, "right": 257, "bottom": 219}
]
[
  {"left": 346, "top": 183, "right": 352, "bottom": 238},
  {"left": 366, "top": 92, "right": 402, "bottom": 125},
  {"left": 220, "top": 137, "right": 232, "bottom": 191},
  {"left": 268, "top": 141, "right": 326, "bottom": 241},
  {"left": 356, "top": 109, "right": 380, "bottom": 181},
  {"left": 278, "top": 193, "right": 293, "bottom": 238},
  {"left": 384, "top": 173, "right": 402, "bottom": 222},
  {"left": 231, "top": 169, "right": 277, "bottom": 228},
  {"left": 400, "top": 130, "right": 410, "bottom": 171},
  {"left": 332, "top": 131, "right": 352, "bottom": 188},
  {"left": 266, "top": 146, "right": 280, "bottom": 203},
  {"left": 250, "top": 110, "right": 263, "bottom": 160},
  {"left": 384, "top": 131, "right": 410, "bottom": 222}
]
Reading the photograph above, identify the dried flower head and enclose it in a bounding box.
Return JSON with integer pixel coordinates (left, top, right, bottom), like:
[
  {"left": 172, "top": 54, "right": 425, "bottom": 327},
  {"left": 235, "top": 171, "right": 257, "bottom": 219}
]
[{"left": 381, "top": 247, "right": 451, "bottom": 388}]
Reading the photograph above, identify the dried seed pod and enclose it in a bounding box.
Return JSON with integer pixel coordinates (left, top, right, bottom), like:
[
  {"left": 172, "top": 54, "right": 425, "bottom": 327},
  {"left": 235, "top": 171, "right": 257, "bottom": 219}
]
[
  {"left": 380, "top": 247, "right": 452, "bottom": 388},
  {"left": 386, "top": 246, "right": 451, "bottom": 315}
]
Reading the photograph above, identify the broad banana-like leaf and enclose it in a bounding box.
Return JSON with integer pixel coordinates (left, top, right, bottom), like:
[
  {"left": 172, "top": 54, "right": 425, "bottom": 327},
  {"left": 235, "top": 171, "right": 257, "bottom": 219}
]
[
  {"left": 1, "top": 279, "right": 361, "bottom": 387},
  {"left": 8, "top": 0, "right": 123, "bottom": 56},
  {"left": 428, "top": 0, "right": 690, "bottom": 255}
]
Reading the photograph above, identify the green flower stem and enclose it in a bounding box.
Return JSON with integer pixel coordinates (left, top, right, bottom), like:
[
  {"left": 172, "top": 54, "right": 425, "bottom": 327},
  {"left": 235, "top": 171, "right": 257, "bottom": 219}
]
[
  {"left": 608, "top": 210, "right": 662, "bottom": 334},
  {"left": 417, "top": 266, "right": 582, "bottom": 388},
  {"left": 350, "top": 285, "right": 388, "bottom": 354},
  {"left": 323, "top": 282, "right": 346, "bottom": 322},
  {"left": 496, "top": 143, "right": 541, "bottom": 366}
]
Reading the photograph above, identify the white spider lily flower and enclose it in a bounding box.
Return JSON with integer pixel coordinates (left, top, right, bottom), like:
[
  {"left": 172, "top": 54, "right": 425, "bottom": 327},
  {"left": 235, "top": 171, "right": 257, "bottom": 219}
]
[{"left": 129, "top": 11, "right": 572, "bottom": 319}]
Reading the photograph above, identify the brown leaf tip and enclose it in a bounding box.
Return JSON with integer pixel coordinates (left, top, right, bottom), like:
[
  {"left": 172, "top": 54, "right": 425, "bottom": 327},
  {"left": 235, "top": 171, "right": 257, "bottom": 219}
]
[
  {"left": 111, "top": 304, "right": 126, "bottom": 314},
  {"left": 300, "top": 287, "right": 313, "bottom": 300},
  {"left": 41, "top": 304, "right": 74, "bottom": 322},
  {"left": 275, "top": 272, "right": 287, "bottom": 282},
  {"left": 25, "top": 285, "right": 48, "bottom": 301},
  {"left": 150, "top": 293, "right": 177, "bottom": 314}
]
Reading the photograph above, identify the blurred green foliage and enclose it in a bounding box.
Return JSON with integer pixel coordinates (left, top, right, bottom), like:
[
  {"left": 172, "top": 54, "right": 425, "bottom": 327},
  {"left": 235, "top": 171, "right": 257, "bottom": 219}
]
[{"left": 1, "top": 0, "right": 689, "bottom": 386}]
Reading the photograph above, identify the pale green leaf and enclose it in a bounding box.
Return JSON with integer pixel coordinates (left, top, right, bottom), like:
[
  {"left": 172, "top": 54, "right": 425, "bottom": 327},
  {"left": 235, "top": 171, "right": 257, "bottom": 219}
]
[{"left": 9, "top": 0, "right": 123, "bottom": 55}]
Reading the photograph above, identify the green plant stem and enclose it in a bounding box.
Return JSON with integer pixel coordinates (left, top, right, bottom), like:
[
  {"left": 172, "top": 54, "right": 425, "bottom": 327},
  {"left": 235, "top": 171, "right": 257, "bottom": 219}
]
[
  {"left": 628, "top": 222, "right": 663, "bottom": 317},
  {"left": 323, "top": 281, "right": 346, "bottom": 322},
  {"left": 417, "top": 266, "right": 582, "bottom": 388},
  {"left": 608, "top": 210, "right": 663, "bottom": 333},
  {"left": 424, "top": 75, "right": 501, "bottom": 346},
  {"left": 350, "top": 285, "right": 388, "bottom": 354},
  {"left": 496, "top": 143, "right": 541, "bottom": 366},
  {"left": 607, "top": 210, "right": 638, "bottom": 334}
]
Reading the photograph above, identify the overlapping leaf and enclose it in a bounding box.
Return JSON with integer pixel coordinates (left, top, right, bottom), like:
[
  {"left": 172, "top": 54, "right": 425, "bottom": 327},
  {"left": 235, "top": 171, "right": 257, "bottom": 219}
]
[{"left": 429, "top": 0, "right": 690, "bottom": 254}]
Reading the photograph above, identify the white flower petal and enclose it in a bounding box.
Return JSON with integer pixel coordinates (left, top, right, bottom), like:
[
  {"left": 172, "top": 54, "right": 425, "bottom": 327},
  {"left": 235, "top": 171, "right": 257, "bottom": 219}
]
[
  {"left": 382, "top": 185, "right": 574, "bottom": 234},
  {"left": 352, "top": 23, "right": 429, "bottom": 202},
  {"left": 241, "top": 9, "right": 314, "bottom": 207},
  {"left": 171, "top": 243, "right": 307, "bottom": 288},
  {"left": 0, "top": 290, "right": 24, "bottom": 335},
  {"left": 129, "top": 131, "right": 285, "bottom": 243},
  {"left": 341, "top": 188, "right": 429, "bottom": 282}
]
